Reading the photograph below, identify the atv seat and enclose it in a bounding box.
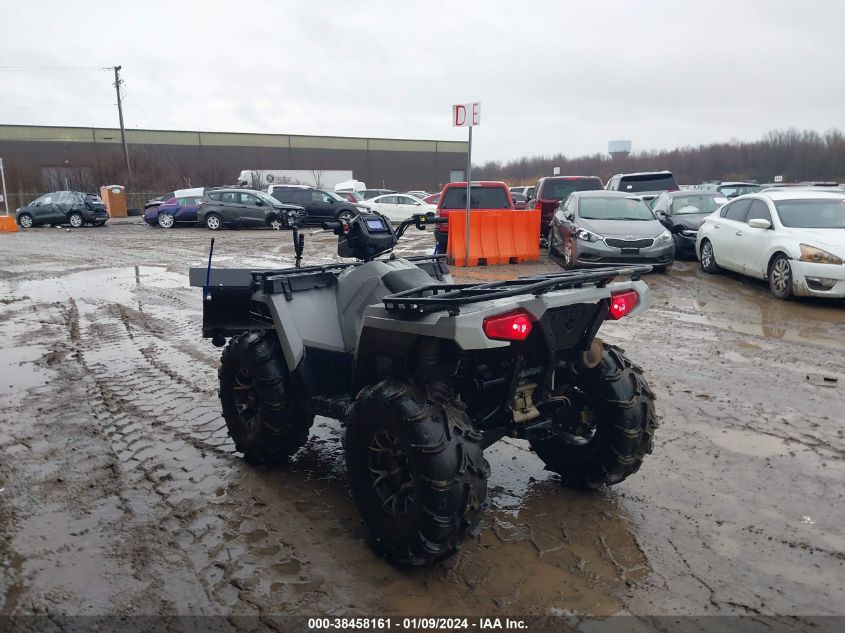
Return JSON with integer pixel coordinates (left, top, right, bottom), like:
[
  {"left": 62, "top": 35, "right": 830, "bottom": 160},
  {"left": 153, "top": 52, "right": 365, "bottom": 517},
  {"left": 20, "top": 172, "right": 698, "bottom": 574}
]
[{"left": 382, "top": 267, "right": 440, "bottom": 294}]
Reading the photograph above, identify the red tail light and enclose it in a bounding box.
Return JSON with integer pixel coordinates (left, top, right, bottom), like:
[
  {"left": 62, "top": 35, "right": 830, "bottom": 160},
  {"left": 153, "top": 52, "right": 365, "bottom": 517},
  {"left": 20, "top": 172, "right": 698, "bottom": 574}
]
[
  {"left": 608, "top": 290, "right": 639, "bottom": 320},
  {"left": 483, "top": 310, "right": 534, "bottom": 341},
  {"left": 534, "top": 199, "right": 542, "bottom": 211}
]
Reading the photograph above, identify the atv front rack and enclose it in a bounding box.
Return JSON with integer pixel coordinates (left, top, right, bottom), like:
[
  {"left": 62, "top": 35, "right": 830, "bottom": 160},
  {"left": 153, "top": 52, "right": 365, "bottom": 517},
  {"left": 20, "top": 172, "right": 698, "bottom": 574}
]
[{"left": 382, "top": 265, "right": 651, "bottom": 315}]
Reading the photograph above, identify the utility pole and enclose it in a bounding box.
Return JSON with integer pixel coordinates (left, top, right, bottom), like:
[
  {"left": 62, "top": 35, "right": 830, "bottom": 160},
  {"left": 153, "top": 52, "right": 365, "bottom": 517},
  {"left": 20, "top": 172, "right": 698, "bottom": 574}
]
[
  {"left": 0, "top": 157, "right": 9, "bottom": 215},
  {"left": 113, "top": 65, "right": 131, "bottom": 181}
]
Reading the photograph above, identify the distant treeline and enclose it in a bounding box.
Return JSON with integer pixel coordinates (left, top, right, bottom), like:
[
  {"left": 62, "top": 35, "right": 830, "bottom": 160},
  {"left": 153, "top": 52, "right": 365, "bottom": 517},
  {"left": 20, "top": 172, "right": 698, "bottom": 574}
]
[{"left": 474, "top": 129, "right": 845, "bottom": 186}]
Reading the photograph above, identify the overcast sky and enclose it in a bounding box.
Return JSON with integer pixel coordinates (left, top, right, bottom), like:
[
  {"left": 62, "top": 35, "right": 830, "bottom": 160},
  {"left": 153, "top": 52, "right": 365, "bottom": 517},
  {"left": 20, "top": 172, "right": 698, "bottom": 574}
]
[{"left": 2, "top": 0, "right": 843, "bottom": 163}]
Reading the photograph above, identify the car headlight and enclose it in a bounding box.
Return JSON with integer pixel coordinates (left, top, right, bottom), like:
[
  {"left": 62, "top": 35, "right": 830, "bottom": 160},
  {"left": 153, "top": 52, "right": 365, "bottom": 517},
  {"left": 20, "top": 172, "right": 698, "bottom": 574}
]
[
  {"left": 655, "top": 230, "right": 673, "bottom": 244},
  {"left": 575, "top": 228, "right": 601, "bottom": 242},
  {"left": 799, "top": 244, "right": 843, "bottom": 265}
]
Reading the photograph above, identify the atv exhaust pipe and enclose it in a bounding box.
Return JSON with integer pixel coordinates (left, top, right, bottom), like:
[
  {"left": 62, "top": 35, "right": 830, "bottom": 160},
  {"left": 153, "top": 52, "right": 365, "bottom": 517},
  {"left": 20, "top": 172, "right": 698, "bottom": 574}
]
[{"left": 579, "top": 338, "right": 604, "bottom": 369}]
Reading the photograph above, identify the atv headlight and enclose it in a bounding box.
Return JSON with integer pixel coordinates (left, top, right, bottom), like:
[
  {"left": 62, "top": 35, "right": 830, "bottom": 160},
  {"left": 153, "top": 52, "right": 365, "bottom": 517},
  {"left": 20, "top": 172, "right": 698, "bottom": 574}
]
[
  {"left": 655, "top": 230, "right": 673, "bottom": 245},
  {"left": 575, "top": 228, "right": 601, "bottom": 242},
  {"left": 799, "top": 244, "right": 843, "bottom": 265}
]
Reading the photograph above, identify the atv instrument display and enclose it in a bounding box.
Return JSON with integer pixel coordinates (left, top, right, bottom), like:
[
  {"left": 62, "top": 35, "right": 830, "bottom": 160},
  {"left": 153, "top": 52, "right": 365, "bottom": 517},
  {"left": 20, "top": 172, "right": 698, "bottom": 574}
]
[{"left": 190, "top": 210, "right": 658, "bottom": 566}]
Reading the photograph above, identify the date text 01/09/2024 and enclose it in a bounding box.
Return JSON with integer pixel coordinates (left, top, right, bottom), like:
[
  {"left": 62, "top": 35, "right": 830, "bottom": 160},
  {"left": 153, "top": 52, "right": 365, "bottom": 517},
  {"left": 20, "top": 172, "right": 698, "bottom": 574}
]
[{"left": 307, "top": 617, "right": 528, "bottom": 630}]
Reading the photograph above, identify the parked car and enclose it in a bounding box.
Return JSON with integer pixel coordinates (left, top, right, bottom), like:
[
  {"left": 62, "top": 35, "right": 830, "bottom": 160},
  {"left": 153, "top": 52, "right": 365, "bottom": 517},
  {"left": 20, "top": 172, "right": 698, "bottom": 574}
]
[
  {"left": 696, "top": 191, "right": 845, "bottom": 299},
  {"left": 605, "top": 171, "right": 679, "bottom": 195},
  {"left": 144, "top": 192, "right": 174, "bottom": 211},
  {"left": 335, "top": 190, "right": 365, "bottom": 203},
  {"left": 359, "top": 193, "right": 435, "bottom": 223},
  {"left": 510, "top": 185, "right": 535, "bottom": 199},
  {"left": 527, "top": 176, "right": 604, "bottom": 237},
  {"left": 143, "top": 196, "right": 203, "bottom": 228},
  {"left": 16, "top": 191, "right": 109, "bottom": 228},
  {"left": 548, "top": 191, "right": 674, "bottom": 272},
  {"left": 511, "top": 192, "right": 528, "bottom": 209},
  {"left": 270, "top": 186, "right": 365, "bottom": 224},
  {"left": 405, "top": 190, "right": 429, "bottom": 198},
  {"left": 434, "top": 181, "right": 514, "bottom": 252},
  {"left": 701, "top": 181, "right": 761, "bottom": 198},
  {"left": 423, "top": 192, "right": 441, "bottom": 205},
  {"left": 197, "top": 188, "right": 306, "bottom": 231},
  {"left": 651, "top": 191, "right": 729, "bottom": 258},
  {"left": 360, "top": 189, "right": 396, "bottom": 200}
]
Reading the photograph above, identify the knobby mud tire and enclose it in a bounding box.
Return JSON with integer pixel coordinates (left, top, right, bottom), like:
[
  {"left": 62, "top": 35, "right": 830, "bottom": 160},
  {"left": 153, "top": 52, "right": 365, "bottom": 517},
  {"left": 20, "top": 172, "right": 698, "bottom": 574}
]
[
  {"left": 219, "top": 331, "right": 313, "bottom": 464},
  {"left": 530, "top": 344, "right": 657, "bottom": 489},
  {"left": 344, "top": 380, "right": 489, "bottom": 566}
]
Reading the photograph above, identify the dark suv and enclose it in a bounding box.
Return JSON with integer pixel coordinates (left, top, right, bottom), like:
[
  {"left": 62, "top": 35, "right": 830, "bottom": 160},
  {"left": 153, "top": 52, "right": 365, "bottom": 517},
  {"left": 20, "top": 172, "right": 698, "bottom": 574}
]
[
  {"left": 197, "top": 188, "right": 306, "bottom": 231},
  {"left": 270, "top": 186, "right": 364, "bottom": 224},
  {"left": 527, "top": 176, "right": 604, "bottom": 237},
  {"left": 16, "top": 191, "right": 108, "bottom": 228}
]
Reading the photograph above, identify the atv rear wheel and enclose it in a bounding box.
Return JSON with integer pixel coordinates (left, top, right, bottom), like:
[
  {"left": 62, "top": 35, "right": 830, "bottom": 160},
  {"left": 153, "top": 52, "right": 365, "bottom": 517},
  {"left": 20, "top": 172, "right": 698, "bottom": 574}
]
[
  {"left": 344, "top": 380, "right": 489, "bottom": 566},
  {"left": 530, "top": 344, "right": 657, "bottom": 488},
  {"left": 219, "top": 331, "right": 313, "bottom": 464}
]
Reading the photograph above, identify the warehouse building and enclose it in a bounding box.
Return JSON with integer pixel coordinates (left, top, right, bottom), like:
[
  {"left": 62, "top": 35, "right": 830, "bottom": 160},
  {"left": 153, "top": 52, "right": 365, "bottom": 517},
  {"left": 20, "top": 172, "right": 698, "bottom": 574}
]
[{"left": 0, "top": 125, "right": 469, "bottom": 193}]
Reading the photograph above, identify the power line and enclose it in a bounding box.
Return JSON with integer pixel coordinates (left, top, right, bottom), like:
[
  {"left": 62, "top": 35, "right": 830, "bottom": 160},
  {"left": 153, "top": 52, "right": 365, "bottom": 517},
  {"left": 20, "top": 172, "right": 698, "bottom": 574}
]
[
  {"left": 0, "top": 66, "right": 111, "bottom": 71},
  {"left": 0, "top": 105, "right": 115, "bottom": 110}
]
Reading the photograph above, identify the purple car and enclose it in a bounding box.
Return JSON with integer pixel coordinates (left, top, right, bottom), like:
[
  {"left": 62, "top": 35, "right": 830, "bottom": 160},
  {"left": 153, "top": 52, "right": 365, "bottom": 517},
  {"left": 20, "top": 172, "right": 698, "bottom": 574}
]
[{"left": 143, "top": 196, "right": 202, "bottom": 228}]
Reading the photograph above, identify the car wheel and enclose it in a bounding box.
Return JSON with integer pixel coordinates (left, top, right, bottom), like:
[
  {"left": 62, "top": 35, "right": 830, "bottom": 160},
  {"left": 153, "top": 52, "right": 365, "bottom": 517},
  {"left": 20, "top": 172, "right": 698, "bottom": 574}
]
[
  {"left": 68, "top": 212, "right": 84, "bottom": 228},
  {"left": 563, "top": 240, "right": 574, "bottom": 270},
  {"left": 547, "top": 229, "right": 557, "bottom": 255},
  {"left": 338, "top": 209, "right": 355, "bottom": 222},
  {"left": 769, "top": 254, "right": 794, "bottom": 300},
  {"left": 157, "top": 212, "right": 175, "bottom": 228},
  {"left": 205, "top": 214, "right": 222, "bottom": 231},
  {"left": 18, "top": 213, "right": 33, "bottom": 228},
  {"left": 699, "top": 239, "right": 720, "bottom": 274}
]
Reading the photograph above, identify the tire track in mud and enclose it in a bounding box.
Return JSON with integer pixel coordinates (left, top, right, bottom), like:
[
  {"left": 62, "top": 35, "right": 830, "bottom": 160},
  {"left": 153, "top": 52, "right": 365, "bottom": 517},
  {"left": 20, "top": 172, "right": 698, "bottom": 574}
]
[{"left": 57, "top": 297, "right": 335, "bottom": 617}]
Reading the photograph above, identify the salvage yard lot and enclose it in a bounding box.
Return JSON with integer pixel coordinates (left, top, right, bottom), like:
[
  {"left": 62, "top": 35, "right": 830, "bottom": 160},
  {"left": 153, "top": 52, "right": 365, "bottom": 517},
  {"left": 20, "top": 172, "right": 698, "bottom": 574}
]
[{"left": 1, "top": 219, "right": 844, "bottom": 620}]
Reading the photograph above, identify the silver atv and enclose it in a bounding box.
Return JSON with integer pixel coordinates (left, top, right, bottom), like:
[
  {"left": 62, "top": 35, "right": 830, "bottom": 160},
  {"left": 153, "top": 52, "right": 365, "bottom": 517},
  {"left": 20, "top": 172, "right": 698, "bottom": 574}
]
[{"left": 190, "top": 212, "right": 657, "bottom": 566}]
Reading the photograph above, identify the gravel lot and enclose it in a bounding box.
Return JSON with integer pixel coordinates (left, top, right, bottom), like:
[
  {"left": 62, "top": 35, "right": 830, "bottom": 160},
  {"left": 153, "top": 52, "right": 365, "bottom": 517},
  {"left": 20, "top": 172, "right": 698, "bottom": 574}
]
[{"left": 1, "top": 219, "right": 843, "bottom": 627}]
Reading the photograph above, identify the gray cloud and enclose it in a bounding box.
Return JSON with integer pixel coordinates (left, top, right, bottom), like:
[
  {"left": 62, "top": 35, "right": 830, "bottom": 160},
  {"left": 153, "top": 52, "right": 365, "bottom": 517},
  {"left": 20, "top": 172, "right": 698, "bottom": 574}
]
[{"left": 2, "top": 0, "right": 843, "bottom": 161}]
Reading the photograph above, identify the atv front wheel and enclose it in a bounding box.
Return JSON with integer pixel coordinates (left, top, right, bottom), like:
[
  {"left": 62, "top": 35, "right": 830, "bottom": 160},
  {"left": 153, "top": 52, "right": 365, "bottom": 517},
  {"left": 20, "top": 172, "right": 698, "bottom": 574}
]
[
  {"left": 530, "top": 344, "right": 657, "bottom": 488},
  {"left": 344, "top": 380, "right": 489, "bottom": 566},
  {"left": 219, "top": 331, "right": 313, "bottom": 464}
]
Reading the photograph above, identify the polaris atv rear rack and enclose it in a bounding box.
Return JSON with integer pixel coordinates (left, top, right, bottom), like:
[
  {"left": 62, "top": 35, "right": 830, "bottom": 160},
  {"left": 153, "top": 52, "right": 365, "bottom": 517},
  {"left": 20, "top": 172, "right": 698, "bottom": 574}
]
[{"left": 382, "top": 265, "right": 652, "bottom": 315}]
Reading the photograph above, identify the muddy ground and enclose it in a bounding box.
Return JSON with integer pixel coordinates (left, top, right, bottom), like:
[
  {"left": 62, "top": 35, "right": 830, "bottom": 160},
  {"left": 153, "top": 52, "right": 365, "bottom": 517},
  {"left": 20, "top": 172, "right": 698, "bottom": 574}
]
[{"left": 0, "top": 219, "right": 843, "bottom": 627}]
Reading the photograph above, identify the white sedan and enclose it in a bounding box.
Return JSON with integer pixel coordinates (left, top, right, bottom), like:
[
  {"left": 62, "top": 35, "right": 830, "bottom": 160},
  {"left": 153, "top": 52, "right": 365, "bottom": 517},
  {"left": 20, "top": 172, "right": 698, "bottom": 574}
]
[
  {"left": 696, "top": 190, "right": 845, "bottom": 299},
  {"left": 359, "top": 194, "right": 436, "bottom": 223}
]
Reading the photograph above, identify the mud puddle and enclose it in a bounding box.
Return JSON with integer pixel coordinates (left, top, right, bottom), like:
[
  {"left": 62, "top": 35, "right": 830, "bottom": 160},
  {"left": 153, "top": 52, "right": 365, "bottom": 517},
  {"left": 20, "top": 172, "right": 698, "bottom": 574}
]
[
  {"left": 0, "top": 346, "right": 55, "bottom": 397},
  {"left": 0, "top": 266, "right": 186, "bottom": 308},
  {"left": 663, "top": 297, "right": 845, "bottom": 350}
]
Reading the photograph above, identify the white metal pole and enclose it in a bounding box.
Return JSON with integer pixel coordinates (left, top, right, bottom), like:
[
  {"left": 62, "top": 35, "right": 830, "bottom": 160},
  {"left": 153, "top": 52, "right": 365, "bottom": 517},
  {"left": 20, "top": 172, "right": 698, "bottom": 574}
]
[
  {"left": 0, "top": 158, "right": 9, "bottom": 216},
  {"left": 464, "top": 126, "right": 472, "bottom": 263}
]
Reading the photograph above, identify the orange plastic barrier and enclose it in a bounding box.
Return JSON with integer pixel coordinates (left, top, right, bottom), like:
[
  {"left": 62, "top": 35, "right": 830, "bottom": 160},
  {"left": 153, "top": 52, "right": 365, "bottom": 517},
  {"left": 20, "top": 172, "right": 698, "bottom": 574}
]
[
  {"left": 446, "top": 210, "right": 540, "bottom": 267},
  {"left": 0, "top": 215, "right": 18, "bottom": 233}
]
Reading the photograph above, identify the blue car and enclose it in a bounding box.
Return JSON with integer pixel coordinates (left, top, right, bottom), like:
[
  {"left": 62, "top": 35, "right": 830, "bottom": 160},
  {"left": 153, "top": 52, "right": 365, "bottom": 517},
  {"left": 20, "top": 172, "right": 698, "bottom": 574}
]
[{"left": 143, "top": 196, "right": 202, "bottom": 228}]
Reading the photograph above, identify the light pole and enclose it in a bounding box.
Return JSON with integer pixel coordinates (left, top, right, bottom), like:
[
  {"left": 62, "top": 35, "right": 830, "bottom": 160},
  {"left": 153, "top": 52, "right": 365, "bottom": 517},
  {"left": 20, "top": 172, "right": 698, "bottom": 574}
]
[{"left": 0, "top": 157, "right": 9, "bottom": 216}]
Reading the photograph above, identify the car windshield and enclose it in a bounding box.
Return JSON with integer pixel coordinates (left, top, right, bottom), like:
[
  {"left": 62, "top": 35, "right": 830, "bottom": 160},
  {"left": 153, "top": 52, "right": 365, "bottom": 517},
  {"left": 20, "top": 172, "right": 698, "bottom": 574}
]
[
  {"left": 579, "top": 197, "right": 655, "bottom": 221},
  {"left": 619, "top": 174, "right": 678, "bottom": 193},
  {"left": 441, "top": 186, "right": 510, "bottom": 209},
  {"left": 256, "top": 191, "right": 281, "bottom": 206},
  {"left": 774, "top": 198, "right": 845, "bottom": 229},
  {"left": 541, "top": 179, "right": 603, "bottom": 200},
  {"left": 670, "top": 195, "right": 726, "bottom": 215},
  {"left": 719, "top": 185, "right": 760, "bottom": 197}
]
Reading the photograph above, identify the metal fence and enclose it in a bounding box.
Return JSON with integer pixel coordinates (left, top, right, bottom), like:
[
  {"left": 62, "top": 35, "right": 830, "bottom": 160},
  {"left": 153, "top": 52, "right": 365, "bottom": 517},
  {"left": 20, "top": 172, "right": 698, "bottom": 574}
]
[{"left": 2, "top": 191, "right": 161, "bottom": 214}]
